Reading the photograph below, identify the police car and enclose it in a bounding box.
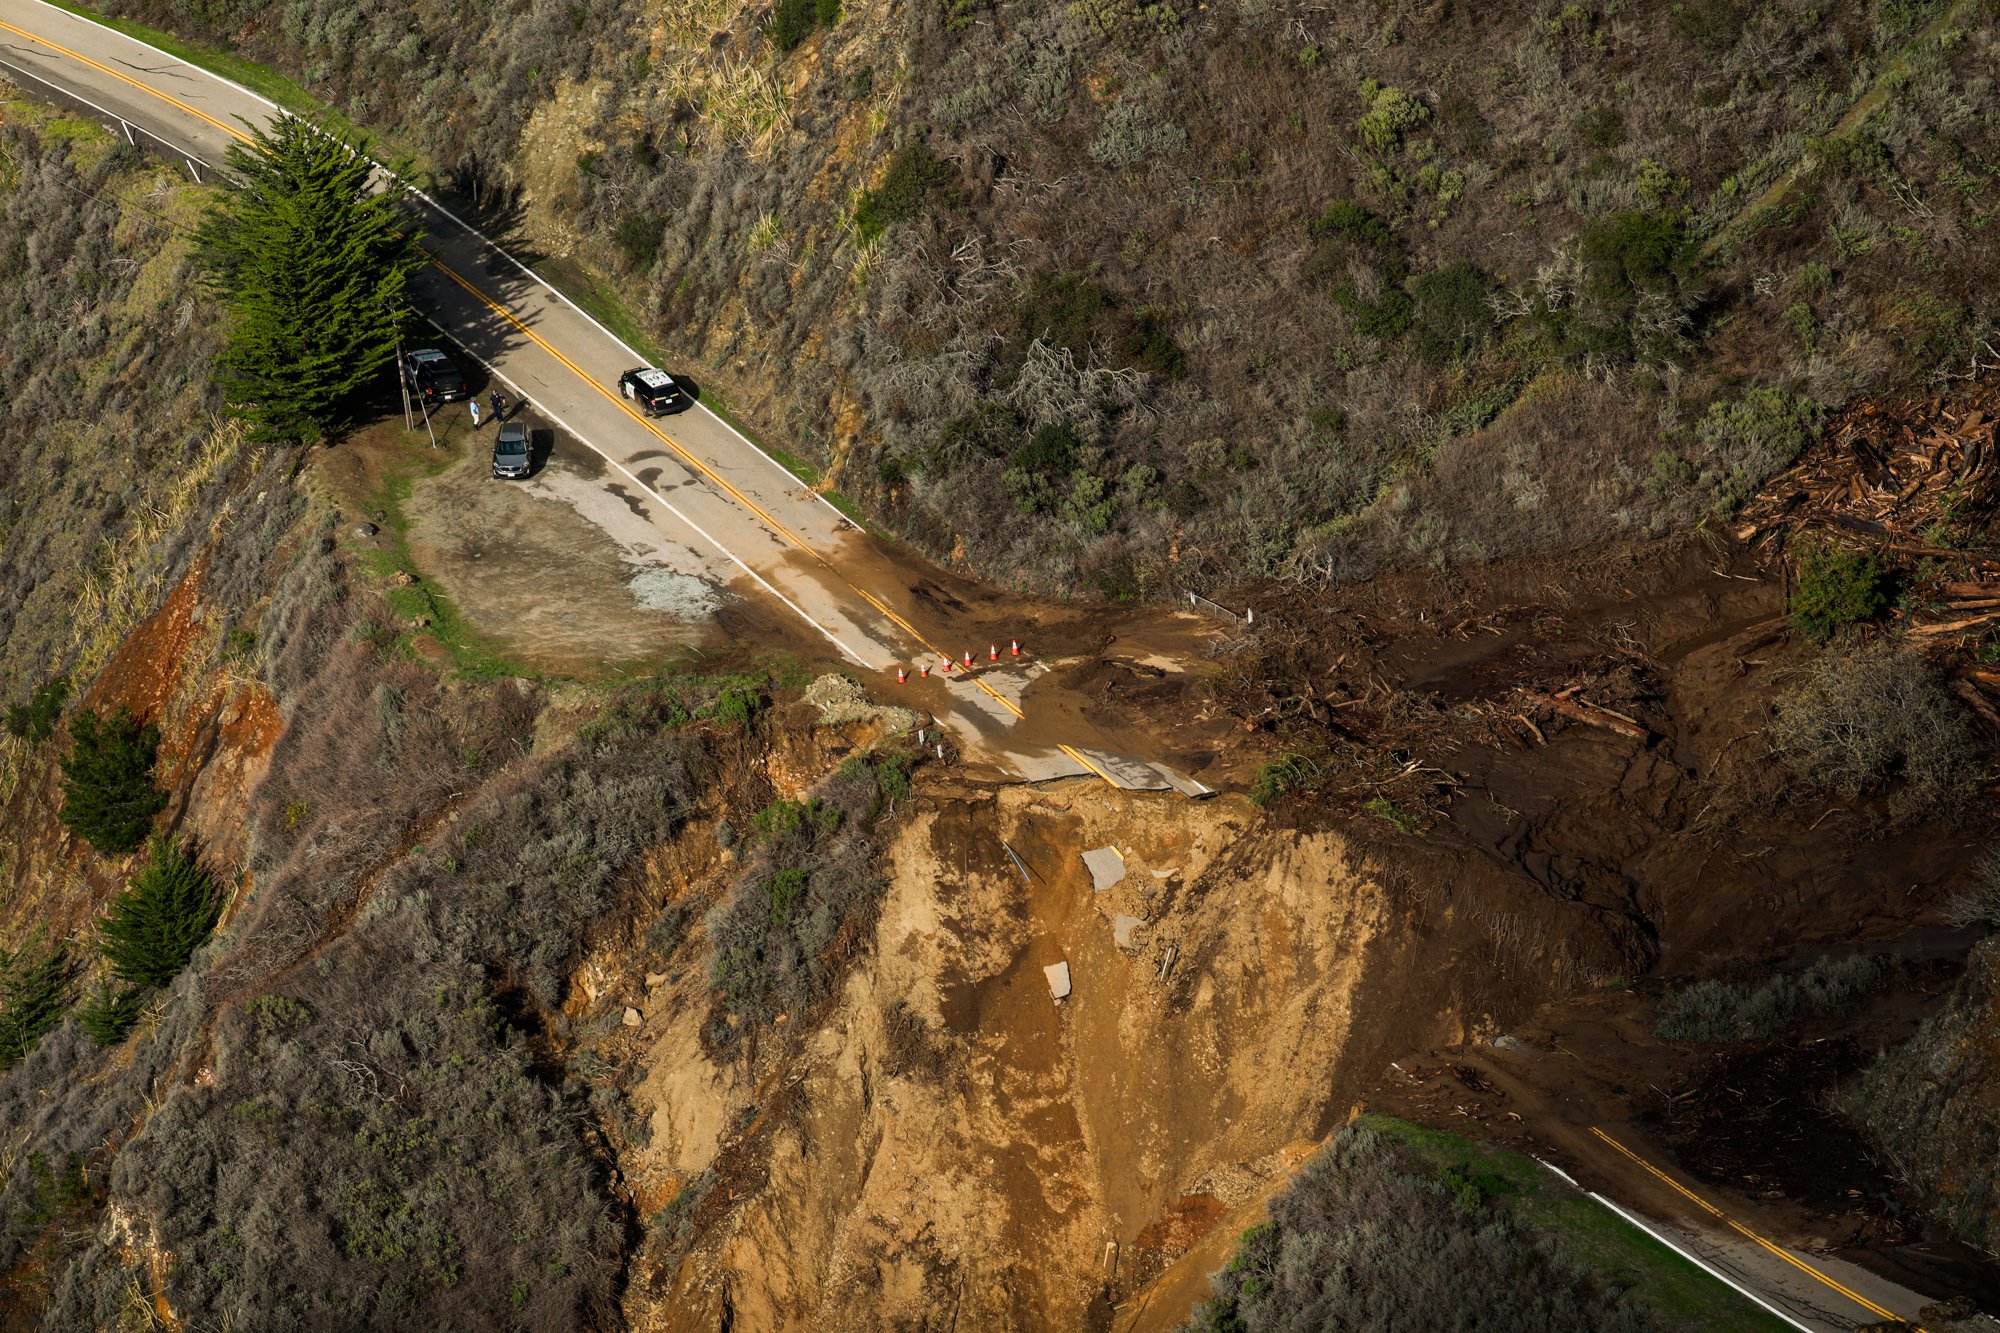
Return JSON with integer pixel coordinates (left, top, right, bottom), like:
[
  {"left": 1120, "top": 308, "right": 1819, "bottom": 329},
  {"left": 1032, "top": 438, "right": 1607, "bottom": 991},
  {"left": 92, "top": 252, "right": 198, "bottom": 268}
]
[{"left": 617, "top": 367, "right": 689, "bottom": 416}]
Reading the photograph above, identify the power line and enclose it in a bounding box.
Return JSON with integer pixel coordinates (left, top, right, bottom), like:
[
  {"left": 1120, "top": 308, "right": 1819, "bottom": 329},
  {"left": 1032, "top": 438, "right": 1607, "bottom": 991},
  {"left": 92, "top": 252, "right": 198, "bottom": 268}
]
[{"left": 0, "top": 121, "right": 207, "bottom": 239}]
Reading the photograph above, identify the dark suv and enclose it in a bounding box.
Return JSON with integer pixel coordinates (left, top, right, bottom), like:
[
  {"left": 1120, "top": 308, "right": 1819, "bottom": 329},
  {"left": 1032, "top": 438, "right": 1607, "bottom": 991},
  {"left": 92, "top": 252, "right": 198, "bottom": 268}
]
[
  {"left": 403, "top": 348, "right": 469, "bottom": 403},
  {"left": 492, "top": 422, "right": 530, "bottom": 479},
  {"left": 617, "top": 366, "right": 688, "bottom": 416}
]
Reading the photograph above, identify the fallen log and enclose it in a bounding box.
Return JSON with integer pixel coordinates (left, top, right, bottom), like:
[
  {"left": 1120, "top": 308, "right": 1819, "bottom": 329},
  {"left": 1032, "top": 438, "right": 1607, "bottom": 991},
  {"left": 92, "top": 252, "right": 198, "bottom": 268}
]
[
  {"left": 1955, "top": 681, "right": 2000, "bottom": 735},
  {"left": 1908, "top": 610, "right": 2000, "bottom": 638},
  {"left": 1520, "top": 691, "right": 1653, "bottom": 742},
  {"left": 1877, "top": 542, "right": 2000, "bottom": 570}
]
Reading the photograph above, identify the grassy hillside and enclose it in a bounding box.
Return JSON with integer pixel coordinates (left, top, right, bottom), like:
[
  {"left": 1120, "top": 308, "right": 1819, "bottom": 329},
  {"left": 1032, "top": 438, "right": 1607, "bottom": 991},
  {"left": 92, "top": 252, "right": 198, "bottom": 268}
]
[{"left": 90, "top": 0, "right": 2000, "bottom": 597}]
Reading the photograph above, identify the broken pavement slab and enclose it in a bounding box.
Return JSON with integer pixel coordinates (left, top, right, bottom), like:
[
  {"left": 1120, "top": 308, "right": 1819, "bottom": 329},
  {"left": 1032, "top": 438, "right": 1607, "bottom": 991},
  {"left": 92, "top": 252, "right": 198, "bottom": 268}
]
[
  {"left": 1082, "top": 846, "right": 1126, "bottom": 891},
  {"left": 1068, "top": 747, "right": 1215, "bottom": 797},
  {"left": 1113, "top": 913, "right": 1147, "bottom": 950},
  {"left": 1044, "top": 960, "right": 1072, "bottom": 1002}
]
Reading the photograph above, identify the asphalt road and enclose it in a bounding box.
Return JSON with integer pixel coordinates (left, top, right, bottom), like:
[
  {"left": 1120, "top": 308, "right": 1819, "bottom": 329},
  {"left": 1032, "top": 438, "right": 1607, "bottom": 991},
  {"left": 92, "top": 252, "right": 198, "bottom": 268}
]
[{"left": 0, "top": 0, "right": 1208, "bottom": 792}]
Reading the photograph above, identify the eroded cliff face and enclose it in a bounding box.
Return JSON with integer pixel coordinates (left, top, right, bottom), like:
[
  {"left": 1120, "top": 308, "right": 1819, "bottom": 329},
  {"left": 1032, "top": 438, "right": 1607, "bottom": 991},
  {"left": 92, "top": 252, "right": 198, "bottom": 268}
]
[
  {"left": 1846, "top": 936, "right": 2000, "bottom": 1252},
  {"left": 610, "top": 774, "right": 1640, "bottom": 1331}
]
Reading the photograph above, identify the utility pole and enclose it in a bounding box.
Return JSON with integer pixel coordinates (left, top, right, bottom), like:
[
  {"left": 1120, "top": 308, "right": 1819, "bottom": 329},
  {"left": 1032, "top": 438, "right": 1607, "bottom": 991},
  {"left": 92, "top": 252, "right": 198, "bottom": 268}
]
[{"left": 396, "top": 337, "right": 413, "bottom": 431}]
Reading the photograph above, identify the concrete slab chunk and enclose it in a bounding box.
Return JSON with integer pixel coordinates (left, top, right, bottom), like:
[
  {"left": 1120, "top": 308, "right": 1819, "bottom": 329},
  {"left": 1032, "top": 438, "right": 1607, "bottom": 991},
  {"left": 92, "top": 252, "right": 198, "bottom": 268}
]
[
  {"left": 1082, "top": 847, "right": 1126, "bottom": 891},
  {"left": 1044, "top": 961, "right": 1072, "bottom": 1002},
  {"left": 1113, "top": 913, "right": 1147, "bottom": 950}
]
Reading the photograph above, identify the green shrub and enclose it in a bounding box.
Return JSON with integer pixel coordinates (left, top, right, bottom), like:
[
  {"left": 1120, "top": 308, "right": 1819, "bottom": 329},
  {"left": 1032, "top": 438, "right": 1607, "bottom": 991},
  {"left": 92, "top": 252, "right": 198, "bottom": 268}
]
[
  {"left": 1015, "top": 276, "right": 1185, "bottom": 377},
  {"left": 750, "top": 795, "right": 843, "bottom": 845},
  {"left": 853, "top": 143, "right": 958, "bottom": 244},
  {"left": 1409, "top": 262, "right": 1496, "bottom": 364},
  {"left": 98, "top": 839, "right": 223, "bottom": 989},
  {"left": 1694, "top": 385, "right": 1822, "bottom": 508},
  {"left": 704, "top": 681, "right": 765, "bottom": 730},
  {"left": 78, "top": 981, "right": 144, "bottom": 1046},
  {"left": 0, "top": 932, "right": 74, "bottom": 1072},
  {"left": 1668, "top": 0, "right": 1745, "bottom": 48},
  {"left": 1657, "top": 954, "right": 1888, "bottom": 1043},
  {"left": 5, "top": 676, "right": 69, "bottom": 744},
  {"left": 1363, "top": 796, "right": 1418, "bottom": 833},
  {"left": 1006, "top": 423, "right": 1083, "bottom": 516},
  {"left": 613, "top": 213, "right": 666, "bottom": 272},
  {"left": 1310, "top": 201, "right": 1398, "bottom": 248},
  {"left": 1354, "top": 80, "right": 1429, "bottom": 154},
  {"left": 1575, "top": 106, "right": 1626, "bottom": 149},
  {"left": 767, "top": 0, "right": 816, "bottom": 50},
  {"left": 59, "top": 706, "right": 168, "bottom": 855},
  {"left": 1305, "top": 203, "right": 1416, "bottom": 341},
  {"left": 1249, "top": 752, "right": 1321, "bottom": 806},
  {"left": 1569, "top": 209, "right": 1695, "bottom": 358},
  {"left": 1790, "top": 536, "right": 1889, "bottom": 642}
]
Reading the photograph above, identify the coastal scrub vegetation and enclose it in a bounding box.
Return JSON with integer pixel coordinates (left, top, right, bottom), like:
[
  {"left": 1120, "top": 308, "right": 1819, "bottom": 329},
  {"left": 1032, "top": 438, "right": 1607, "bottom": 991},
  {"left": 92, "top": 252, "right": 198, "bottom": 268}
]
[
  {"left": 80, "top": 0, "right": 2000, "bottom": 596},
  {"left": 1182, "top": 1122, "right": 1661, "bottom": 1332}
]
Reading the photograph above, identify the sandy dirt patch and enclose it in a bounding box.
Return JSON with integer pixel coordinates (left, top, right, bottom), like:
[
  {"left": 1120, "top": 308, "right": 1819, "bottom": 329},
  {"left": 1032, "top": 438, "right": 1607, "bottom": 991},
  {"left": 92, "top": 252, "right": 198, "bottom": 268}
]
[{"left": 370, "top": 410, "right": 740, "bottom": 674}]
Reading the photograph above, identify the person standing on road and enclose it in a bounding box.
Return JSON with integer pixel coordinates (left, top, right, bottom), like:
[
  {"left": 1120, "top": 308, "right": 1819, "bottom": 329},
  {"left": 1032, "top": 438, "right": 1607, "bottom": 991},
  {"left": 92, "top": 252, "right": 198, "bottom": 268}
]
[
  {"left": 490, "top": 390, "right": 506, "bottom": 422},
  {"left": 469, "top": 397, "right": 482, "bottom": 428}
]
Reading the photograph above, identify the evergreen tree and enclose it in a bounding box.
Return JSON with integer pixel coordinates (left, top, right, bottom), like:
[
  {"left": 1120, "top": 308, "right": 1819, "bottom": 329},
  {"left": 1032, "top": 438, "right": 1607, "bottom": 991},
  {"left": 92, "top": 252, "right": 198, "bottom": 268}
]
[
  {"left": 59, "top": 706, "right": 167, "bottom": 855},
  {"left": 99, "top": 839, "right": 223, "bottom": 990},
  {"left": 78, "top": 981, "right": 145, "bottom": 1046},
  {"left": 0, "top": 933, "right": 74, "bottom": 1071},
  {"left": 196, "top": 117, "right": 426, "bottom": 442}
]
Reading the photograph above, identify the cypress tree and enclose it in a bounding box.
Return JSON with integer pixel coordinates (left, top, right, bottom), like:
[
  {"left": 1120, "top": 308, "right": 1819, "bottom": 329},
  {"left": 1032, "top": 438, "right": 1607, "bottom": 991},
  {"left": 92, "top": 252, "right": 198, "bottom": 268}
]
[
  {"left": 196, "top": 117, "right": 426, "bottom": 442},
  {"left": 59, "top": 706, "right": 167, "bottom": 855},
  {"left": 0, "top": 933, "right": 74, "bottom": 1071},
  {"left": 99, "top": 839, "right": 222, "bottom": 990},
  {"left": 78, "top": 981, "right": 144, "bottom": 1046}
]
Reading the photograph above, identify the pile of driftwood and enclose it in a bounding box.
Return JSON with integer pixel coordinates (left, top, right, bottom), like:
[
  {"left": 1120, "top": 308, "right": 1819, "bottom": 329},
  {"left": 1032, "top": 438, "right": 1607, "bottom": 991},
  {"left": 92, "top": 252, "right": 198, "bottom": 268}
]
[
  {"left": 1732, "top": 385, "right": 2000, "bottom": 733},
  {"left": 1735, "top": 396, "right": 1997, "bottom": 564}
]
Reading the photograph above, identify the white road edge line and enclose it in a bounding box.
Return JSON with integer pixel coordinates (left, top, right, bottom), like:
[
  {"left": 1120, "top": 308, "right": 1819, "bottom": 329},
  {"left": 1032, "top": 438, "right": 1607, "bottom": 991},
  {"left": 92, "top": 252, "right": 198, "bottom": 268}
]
[
  {"left": 1585, "top": 1192, "right": 1819, "bottom": 1333},
  {"left": 1529, "top": 1155, "right": 1579, "bottom": 1189},
  {"left": 416, "top": 315, "right": 877, "bottom": 671},
  {"left": 0, "top": 46, "right": 211, "bottom": 169},
  {"left": 19, "top": 0, "right": 859, "bottom": 534},
  {"left": 8, "top": 0, "right": 874, "bottom": 670}
]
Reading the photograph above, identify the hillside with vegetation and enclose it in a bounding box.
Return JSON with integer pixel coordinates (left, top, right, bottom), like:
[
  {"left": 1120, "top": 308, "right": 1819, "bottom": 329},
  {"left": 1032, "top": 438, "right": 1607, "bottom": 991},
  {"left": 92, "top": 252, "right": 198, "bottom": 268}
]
[
  {"left": 95, "top": 0, "right": 2000, "bottom": 596},
  {"left": 0, "top": 0, "right": 1999, "bottom": 1329}
]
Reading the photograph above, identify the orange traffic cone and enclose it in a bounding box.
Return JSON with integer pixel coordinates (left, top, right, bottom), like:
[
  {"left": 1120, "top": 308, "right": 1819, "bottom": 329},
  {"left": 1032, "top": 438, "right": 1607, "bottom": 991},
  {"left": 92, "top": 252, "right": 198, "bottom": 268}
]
[
  {"left": 989, "top": 644, "right": 998, "bottom": 661},
  {"left": 1010, "top": 639, "right": 1020, "bottom": 656},
  {"left": 920, "top": 664, "right": 930, "bottom": 678},
  {"left": 963, "top": 650, "right": 973, "bottom": 668},
  {"left": 942, "top": 660, "right": 952, "bottom": 673},
  {"left": 897, "top": 667, "right": 907, "bottom": 684}
]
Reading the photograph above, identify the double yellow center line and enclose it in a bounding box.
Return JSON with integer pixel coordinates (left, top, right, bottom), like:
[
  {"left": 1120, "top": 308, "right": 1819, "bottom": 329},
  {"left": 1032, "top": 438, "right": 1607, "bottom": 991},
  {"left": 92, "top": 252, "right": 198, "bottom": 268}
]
[
  {"left": 424, "top": 261, "right": 1119, "bottom": 783},
  {"left": 1589, "top": 1127, "right": 1925, "bottom": 1330},
  {"left": 0, "top": 17, "right": 248, "bottom": 144},
  {"left": 2, "top": 12, "right": 1120, "bottom": 786}
]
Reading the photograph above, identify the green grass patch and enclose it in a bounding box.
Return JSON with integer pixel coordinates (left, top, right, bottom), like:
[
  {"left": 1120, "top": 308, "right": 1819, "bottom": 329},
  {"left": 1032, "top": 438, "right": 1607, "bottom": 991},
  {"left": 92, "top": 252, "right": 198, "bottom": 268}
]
[
  {"left": 347, "top": 438, "right": 532, "bottom": 681},
  {"left": 1358, "top": 1115, "right": 1792, "bottom": 1332}
]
